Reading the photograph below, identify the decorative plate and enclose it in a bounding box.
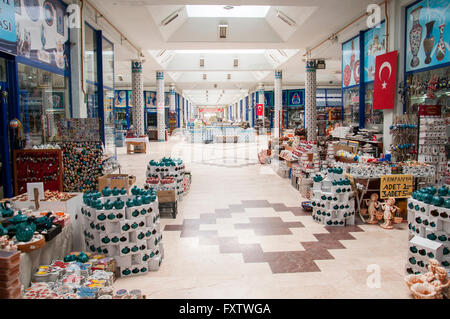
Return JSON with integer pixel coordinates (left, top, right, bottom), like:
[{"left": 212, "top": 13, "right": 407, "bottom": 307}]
[
  {"left": 24, "top": 0, "right": 40, "bottom": 22},
  {"left": 43, "top": 1, "right": 55, "bottom": 26},
  {"left": 343, "top": 65, "right": 351, "bottom": 87},
  {"left": 353, "top": 60, "right": 360, "bottom": 84}
]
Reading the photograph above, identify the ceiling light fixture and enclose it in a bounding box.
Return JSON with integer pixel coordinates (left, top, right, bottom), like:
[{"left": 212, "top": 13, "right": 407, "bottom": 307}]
[
  {"left": 157, "top": 49, "right": 166, "bottom": 57},
  {"left": 200, "top": 58, "right": 205, "bottom": 67},
  {"left": 219, "top": 24, "right": 228, "bottom": 39},
  {"left": 161, "top": 9, "right": 181, "bottom": 26},
  {"left": 276, "top": 10, "right": 296, "bottom": 27},
  {"left": 223, "top": 5, "right": 234, "bottom": 10},
  {"left": 269, "top": 53, "right": 279, "bottom": 64},
  {"left": 203, "top": 74, "right": 207, "bottom": 80},
  {"left": 277, "top": 49, "right": 287, "bottom": 57},
  {"left": 233, "top": 58, "right": 239, "bottom": 68}
]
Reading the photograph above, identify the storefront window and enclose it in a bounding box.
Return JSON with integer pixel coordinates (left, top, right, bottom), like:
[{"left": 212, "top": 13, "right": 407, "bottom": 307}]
[
  {"left": 18, "top": 64, "right": 69, "bottom": 146},
  {"left": 87, "top": 83, "right": 99, "bottom": 118},
  {"left": 406, "top": 66, "right": 450, "bottom": 118},
  {"left": 364, "top": 83, "right": 383, "bottom": 129},
  {"left": 85, "top": 25, "right": 98, "bottom": 85},
  {"left": 102, "top": 37, "right": 115, "bottom": 155},
  {"left": 343, "top": 87, "right": 359, "bottom": 126}
]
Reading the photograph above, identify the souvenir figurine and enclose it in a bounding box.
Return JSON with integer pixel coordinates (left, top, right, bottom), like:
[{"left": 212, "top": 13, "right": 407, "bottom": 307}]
[
  {"left": 364, "top": 193, "right": 380, "bottom": 224},
  {"left": 380, "top": 197, "right": 399, "bottom": 229}
]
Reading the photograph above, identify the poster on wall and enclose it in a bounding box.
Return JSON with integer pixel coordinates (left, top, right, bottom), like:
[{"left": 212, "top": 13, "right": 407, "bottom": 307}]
[
  {"left": 115, "top": 90, "right": 127, "bottom": 108},
  {"left": 342, "top": 36, "right": 360, "bottom": 88},
  {"left": 406, "top": 0, "right": 450, "bottom": 72},
  {"left": 364, "top": 21, "right": 386, "bottom": 82},
  {"left": 0, "top": 0, "right": 17, "bottom": 55},
  {"left": 145, "top": 91, "right": 157, "bottom": 107},
  {"left": 287, "top": 89, "right": 305, "bottom": 107},
  {"left": 264, "top": 91, "right": 274, "bottom": 107},
  {"left": 127, "top": 90, "right": 132, "bottom": 107},
  {"left": 15, "top": 0, "right": 69, "bottom": 70}
]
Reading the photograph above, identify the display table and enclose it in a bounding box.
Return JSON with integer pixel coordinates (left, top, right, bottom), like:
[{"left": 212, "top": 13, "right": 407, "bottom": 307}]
[
  {"left": 125, "top": 137, "right": 149, "bottom": 154},
  {"left": 19, "top": 224, "right": 73, "bottom": 288}
]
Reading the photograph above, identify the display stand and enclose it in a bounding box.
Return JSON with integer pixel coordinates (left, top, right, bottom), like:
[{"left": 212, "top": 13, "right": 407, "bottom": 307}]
[
  {"left": 125, "top": 137, "right": 149, "bottom": 154},
  {"left": 13, "top": 150, "right": 63, "bottom": 195}
]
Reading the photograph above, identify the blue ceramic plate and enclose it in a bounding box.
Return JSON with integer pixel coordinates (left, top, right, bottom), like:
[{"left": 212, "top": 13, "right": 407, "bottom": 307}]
[
  {"left": 24, "top": 0, "right": 40, "bottom": 22},
  {"left": 43, "top": 1, "right": 55, "bottom": 26}
]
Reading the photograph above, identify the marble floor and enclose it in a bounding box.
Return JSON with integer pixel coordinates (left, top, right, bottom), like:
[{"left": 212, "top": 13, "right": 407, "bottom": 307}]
[{"left": 113, "top": 134, "right": 411, "bottom": 299}]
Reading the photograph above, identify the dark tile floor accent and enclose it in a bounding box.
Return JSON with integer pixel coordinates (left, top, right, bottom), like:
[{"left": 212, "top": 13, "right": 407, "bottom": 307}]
[{"left": 164, "top": 200, "right": 364, "bottom": 274}]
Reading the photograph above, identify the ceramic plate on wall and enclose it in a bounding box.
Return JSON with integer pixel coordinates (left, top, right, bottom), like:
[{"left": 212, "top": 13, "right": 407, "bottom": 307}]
[
  {"left": 24, "top": 0, "right": 40, "bottom": 22},
  {"left": 43, "top": 1, "right": 55, "bottom": 26}
]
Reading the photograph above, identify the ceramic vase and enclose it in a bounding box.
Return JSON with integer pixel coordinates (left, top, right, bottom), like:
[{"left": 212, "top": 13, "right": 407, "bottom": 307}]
[
  {"left": 436, "top": 24, "right": 446, "bottom": 61},
  {"left": 409, "top": 6, "right": 423, "bottom": 68},
  {"left": 423, "top": 21, "right": 435, "bottom": 64}
]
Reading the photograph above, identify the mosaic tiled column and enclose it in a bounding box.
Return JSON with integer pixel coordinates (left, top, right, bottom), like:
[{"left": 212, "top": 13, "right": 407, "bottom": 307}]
[
  {"left": 274, "top": 70, "right": 282, "bottom": 138},
  {"left": 169, "top": 84, "right": 176, "bottom": 112},
  {"left": 131, "top": 60, "right": 144, "bottom": 136},
  {"left": 156, "top": 71, "right": 165, "bottom": 141},
  {"left": 258, "top": 83, "right": 265, "bottom": 121},
  {"left": 305, "top": 60, "right": 317, "bottom": 142}
]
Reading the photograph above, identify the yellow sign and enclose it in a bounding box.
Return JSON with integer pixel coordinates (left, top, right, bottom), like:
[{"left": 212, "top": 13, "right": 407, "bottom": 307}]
[{"left": 380, "top": 175, "right": 413, "bottom": 199}]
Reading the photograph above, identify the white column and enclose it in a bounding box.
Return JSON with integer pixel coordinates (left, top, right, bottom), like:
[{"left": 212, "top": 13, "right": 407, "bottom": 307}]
[
  {"left": 258, "top": 83, "right": 265, "bottom": 120},
  {"left": 274, "top": 70, "right": 282, "bottom": 138},
  {"left": 131, "top": 60, "right": 145, "bottom": 136},
  {"left": 305, "top": 60, "right": 317, "bottom": 141},
  {"left": 169, "top": 84, "right": 176, "bottom": 113},
  {"left": 156, "top": 71, "right": 165, "bottom": 141}
]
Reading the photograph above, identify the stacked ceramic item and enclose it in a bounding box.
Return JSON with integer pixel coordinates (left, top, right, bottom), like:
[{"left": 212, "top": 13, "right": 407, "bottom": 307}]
[
  {"left": 310, "top": 167, "right": 356, "bottom": 227},
  {"left": 406, "top": 185, "right": 450, "bottom": 276},
  {"left": 145, "top": 158, "right": 185, "bottom": 199},
  {"left": 0, "top": 250, "right": 21, "bottom": 299},
  {"left": 418, "top": 116, "right": 447, "bottom": 184},
  {"left": 324, "top": 142, "right": 336, "bottom": 167},
  {"left": 80, "top": 186, "right": 164, "bottom": 278}
]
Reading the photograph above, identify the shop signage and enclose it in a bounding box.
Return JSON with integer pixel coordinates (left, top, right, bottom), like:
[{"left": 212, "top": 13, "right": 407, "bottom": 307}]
[
  {"left": 364, "top": 21, "right": 386, "bottom": 82},
  {"left": 15, "top": 0, "right": 69, "bottom": 70},
  {"left": 380, "top": 174, "right": 413, "bottom": 199},
  {"left": 115, "top": 90, "right": 127, "bottom": 107},
  {"left": 373, "top": 50, "right": 398, "bottom": 110},
  {"left": 418, "top": 104, "right": 442, "bottom": 117},
  {"left": 342, "top": 36, "right": 360, "bottom": 88},
  {"left": 287, "top": 89, "right": 304, "bottom": 107},
  {"left": 0, "top": 0, "right": 17, "bottom": 55},
  {"left": 256, "top": 103, "right": 263, "bottom": 116},
  {"left": 198, "top": 108, "right": 224, "bottom": 113},
  {"left": 406, "top": 0, "right": 450, "bottom": 73}
]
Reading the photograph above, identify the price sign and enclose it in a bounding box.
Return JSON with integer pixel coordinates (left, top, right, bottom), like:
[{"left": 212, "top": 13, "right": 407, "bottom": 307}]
[{"left": 380, "top": 175, "right": 413, "bottom": 199}]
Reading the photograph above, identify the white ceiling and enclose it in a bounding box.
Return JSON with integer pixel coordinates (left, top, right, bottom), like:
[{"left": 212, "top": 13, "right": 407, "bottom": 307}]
[{"left": 92, "top": 0, "right": 380, "bottom": 106}]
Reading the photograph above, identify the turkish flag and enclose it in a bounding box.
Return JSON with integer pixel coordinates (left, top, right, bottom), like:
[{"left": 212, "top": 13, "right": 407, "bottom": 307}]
[
  {"left": 373, "top": 51, "right": 398, "bottom": 110},
  {"left": 257, "top": 104, "right": 264, "bottom": 116}
]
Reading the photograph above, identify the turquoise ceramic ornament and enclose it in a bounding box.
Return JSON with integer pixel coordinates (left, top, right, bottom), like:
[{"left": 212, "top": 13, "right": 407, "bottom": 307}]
[
  {"left": 15, "top": 220, "right": 36, "bottom": 242},
  {"left": 412, "top": 191, "right": 418, "bottom": 200},
  {"left": 77, "top": 252, "right": 89, "bottom": 263},
  {"left": 438, "top": 186, "right": 448, "bottom": 197},
  {"left": 64, "top": 254, "right": 77, "bottom": 262},
  {"left": 112, "top": 187, "right": 120, "bottom": 196},
  {"left": 432, "top": 196, "right": 444, "bottom": 207},
  {"left": 113, "top": 198, "right": 124, "bottom": 209},
  {"left": 0, "top": 201, "right": 13, "bottom": 218},
  {"left": 444, "top": 199, "right": 450, "bottom": 209},
  {"left": 133, "top": 197, "right": 143, "bottom": 206},
  {"left": 142, "top": 195, "right": 151, "bottom": 205},
  {"left": 102, "top": 187, "right": 112, "bottom": 197},
  {"left": 126, "top": 199, "right": 134, "bottom": 208},
  {"left": 10, "top": 211, "right": 28, "bottom": 225},
  {"left": 131, "top": 186, "right": 140, "bottom": 196},
  {"left": 104, "top": 200, "right": 113, "bottom": 210},
  {"left": 120, "top": 187, "right": 127, "bottom": 195},
  {"left": 428, "top": 186, "right": 437, "bottom": 195},
  {"left": 423, "top": 194, "right": 433, "bottom": 204}
]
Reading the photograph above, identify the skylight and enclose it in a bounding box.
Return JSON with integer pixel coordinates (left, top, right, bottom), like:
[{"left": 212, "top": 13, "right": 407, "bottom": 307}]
[
  {"left": 174, "top": 49, "right": 266, "bottom": 54},
  {"left": 186, "top": 5, "right": 270, "bottom": 18}
]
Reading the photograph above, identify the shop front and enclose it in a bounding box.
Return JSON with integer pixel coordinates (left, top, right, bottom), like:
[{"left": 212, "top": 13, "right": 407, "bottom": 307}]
[{"left": 0, "top": 0, "right": 71, "bottom": 199}]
